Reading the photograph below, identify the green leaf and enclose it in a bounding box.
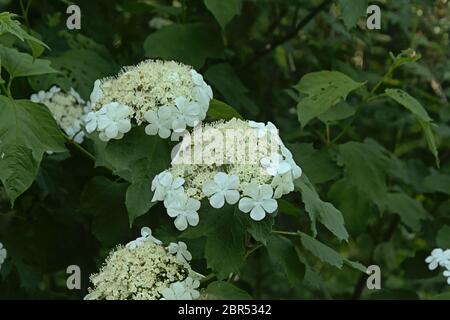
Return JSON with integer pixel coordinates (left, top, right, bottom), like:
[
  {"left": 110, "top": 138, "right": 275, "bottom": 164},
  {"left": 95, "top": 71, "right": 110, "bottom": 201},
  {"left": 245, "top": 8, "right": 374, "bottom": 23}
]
[
  {"left": 144, "top": 23, "right": 224, "bottom": 69},
  {"left": 436, "top": 225, "right": 450, "bottom": 248},
  {"left": 239, "top": 213, "right": 274, "bottom": 245},
  {"left": 423, "top": 171, "right": 450, "bottom": 195},
  {"left": 80, "top": 177, "right": 131, "bottom": 247},
  {"left": 0, "top": 44, "right": 57, "bottom": 78},
  {"left": 385, "top": 89, "right": 439, "bottom": 166},
  {"left": 339, "top": 141, "right": 389, "bottom": 210},
  {"left": 28, "top": 49, "right": 117, "bottom": 101},
  {"left": 206, "top": 281, "right": 252, "bottom": 300},
  {"left": 207, "top": 99, "right": 243, "bottom": 121},
  {"left": 338, "top": 0, "right": 369, "bottom": 29},
  {"left": 344, "top": 259, "right": 367, "bottom": 273},
  {"left": 288, "top": 143, "right": 340, "bottom": 184},
  {"left": 318, "top": 101, "right": 356, "bottom": 123},
  {"left": 385, "top": 192, "right": 427, "bottom": 232},
  {"left": 295, "top": 71, "right": 364, "bottom": 127},
  {"left": 0, "top": 97, "right": 66, "bottom": 204},
  {"left": 0, "top": 12, "right": 48, "bottom": 51},
  {"left": 205, "top": 63, "right": 258, "bottom": 114},
  {"left": 266, "top": 235, "right": 305, "bottom": 285},
  {"left": 295, "top": 175, "right": 349, "bottom": 241},
  {"left": 96, "top": 127, "right": 171, "bottom": 225},
  {"left": 328, "top": 179, "right": 372, "bottom": 236},
  {"left": 299, "top": 232, "right": 343, "bottom": 268},
  {"left": 204, "top": 0, "right": 241, "bottom": 29}
]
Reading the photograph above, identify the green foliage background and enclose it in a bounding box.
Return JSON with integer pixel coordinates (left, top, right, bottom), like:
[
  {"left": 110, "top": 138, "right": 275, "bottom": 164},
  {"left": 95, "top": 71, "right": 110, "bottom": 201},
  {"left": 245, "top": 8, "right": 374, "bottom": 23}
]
[{"left": 0, "top": 0, "right": 449, "bottom": 300}]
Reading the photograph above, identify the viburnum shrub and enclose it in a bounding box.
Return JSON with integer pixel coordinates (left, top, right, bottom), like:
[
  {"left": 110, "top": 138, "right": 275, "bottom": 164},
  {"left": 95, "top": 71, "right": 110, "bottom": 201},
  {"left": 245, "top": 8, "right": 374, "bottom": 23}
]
[{"left": 0, "top": 0, "right": 449, "bottom": 300}]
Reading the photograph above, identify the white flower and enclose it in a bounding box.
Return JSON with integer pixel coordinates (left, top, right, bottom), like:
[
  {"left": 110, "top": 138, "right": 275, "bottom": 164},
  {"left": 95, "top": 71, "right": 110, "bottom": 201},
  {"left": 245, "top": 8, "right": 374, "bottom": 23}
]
[
  {"left": 425, "top": 248, "right": 450, "bottom": 270},
  {"left": 164, "top": 189, "right": 200, "bottom": 231},
  {"left": 271, "top": 172, "right": 294, "bottom": 199},
  {"left": 84, "top": 111, "right": 98, "bottom": 133},
  {"left": 70, "top": 88, "right": 85, "bottom": 104},
  {"left": 172, "top": 97, "right": 204, "bottom": 131},
  {"left": 182, "top": 276, "right": 200, "bottom": 299},
  {"left": 167, "top": 241, "right": 192, "bottom": 263},
  {"left": 0, "top": 242, "right": 6, "bottom": 269},
  {"left": 190, "top": 69, "right": 213, "bottom": 110},
  {"left": 202, "top": 172, "right": 240, "bottom": 208},
  {"left": 151, "top": 171, "right": 185, "bottom": 202},
  {"left": 248, "top": 120, "right": 277, "bottom": 138},
  {"left": 96, "top": 102, "right": 132, "bottom": 141},
  {"left": 90, "top": 80, "right": 103, "bottom": 106},
  {"left": 260, "top": 153, "right": 291, "bottom": 176},
  {"left": 444, "top": 269, "right": 450, "bottom": 285},
  {"left": 238, "top": 183, "right": 278, "bottom": 221},
  {"left": 161, "top": 281, "right": 191, "bottom": 300},
  {"left": 144, "top": 106, "right": 178, "bottom": 139},
  {"left": 281, "top": 145, "right": 302, "bottom": 179},
  {"left": 125, "top": 227, "right": 162, "bottom": 250}
]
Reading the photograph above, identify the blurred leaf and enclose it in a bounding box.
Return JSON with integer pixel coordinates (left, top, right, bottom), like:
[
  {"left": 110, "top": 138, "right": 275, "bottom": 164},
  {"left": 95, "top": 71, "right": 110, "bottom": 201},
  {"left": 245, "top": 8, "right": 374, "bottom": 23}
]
[
  {"left": 204, "top": 0, "right": 241, "bottom": 29},
  {"left": 207, "top": 99, "right": 243, "bottom": 121},
  {"left": 385, "top": 192, "right": 427, "bottom": 232},
  {"left": 266, "top": 235, "right": 305, "bottom": 286},
  {"left": 206, "top": 281, "right": 252, "bottom": 300},
  {"left": 205, "top": 63, "right": 258, "bottom": 114},
  {"left": 436, "top": 225, "right": 450, "bottom": 248},
  {"left": 28, "top": 49, "right": 117, "bottom": 101},
  {"left": 338, "top": 0, "right": 369, "bottom": 29},
  {"left": 295, "top": 71, "right": 364, "bottom": 128},
  {"left": 144, "top": 23, "right": 224, "bottom": 69},
  {"left": 339, "top": 141, "right": 389, "bottom": 210}
]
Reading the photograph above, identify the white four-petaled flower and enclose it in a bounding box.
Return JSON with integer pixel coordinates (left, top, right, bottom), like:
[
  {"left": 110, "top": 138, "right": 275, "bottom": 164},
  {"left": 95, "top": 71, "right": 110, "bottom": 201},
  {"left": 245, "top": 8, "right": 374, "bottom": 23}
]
[
  {"left": 125, "top": 227, "right": 162, "bottom": 250},
  {"left": 96, "top": 102, "right": 132, "bottom": 141},
  {"left": 164, "top": 190, "right": 200, "bottom": 231},
  {"left": 0, "top": 242, "right": 7, "bottom": 271},
  {"left": 238, "top": 183, "right": 278, "bottom": 221},
  {"left": 271, "top": 172, "right": 295, "bottom": 199},
  {"left": 260, "top": 154, "right": 291, "bottom": 176},
  {"left": 151, "top": 171, "right": 185, "bottom": 202},
  {"left": 161, "top": 281, "right": 191, "bottom": 300},
  {"left": 425, "top": 248, "right": 450, "bottom": 270},
  {"left": 167, "top": 241, "right": 192, "bottom": 263},
  {"left": 202, "top": 172, "right": 240, "bottom": 208},
  {"left": 144, "top": 106, "right": 178, "bottom": 139}
]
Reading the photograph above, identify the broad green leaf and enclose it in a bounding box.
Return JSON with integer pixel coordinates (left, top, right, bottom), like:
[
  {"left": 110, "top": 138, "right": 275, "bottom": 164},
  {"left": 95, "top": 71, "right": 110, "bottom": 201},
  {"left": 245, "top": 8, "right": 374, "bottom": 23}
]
[
  {"left": 288, "top": 143, "right": 340, "bottom": 184},
  {"left": 206, "top": 281, "right": 252, "bottom": 300},
  {"left": 344, "top": 259, "right": 367, "bottom": 273},
  {"left": 436, "top": 225, "right": 450, "bottom": 248},
  {"left": 423, "top": 171, "right": 450, "bottom": 195},
  {"left": 385, "top": 192, "right": 427, "bottom": 232},
  {"left": 328, "top": 179, "right": 372, "bottom": 236},
  {"left": 295, "top": 71, "right": 364, "bottom": 127},
  {"left": 0, "top": 44, "right": 57, "bottom": 78},
  {"left": 238, "top": 213, "right": 274, "bottom": 245},
  {"left": 299, "top": 232, "right": 343, "bottom": 268},
  {"left": 204, "top": 0, "right": 241, "bottom": 29},
  {"left": 207, "top": 99, "right": 243, "bottom": 121},
  {"left": 338, "top": 0, "right": 369, "bottom": 29},
  {"left": 0, "top": 12, "right": 48, "bottom": 51},
  {"left": 385, "top": 89, "right": 439, "bottom": 166},
  {"left": 339, "top": 141, "right": 389, "bottom": 210},
  {"left": 295, "top": 175, "right": 349, "bottom": 241},
  {"left": 318, "top": 101, "right": 356, "bottom": 123},
  {"left": 96, "top": 127, "right": 171, "bottom": 225},
  {"left": 184, "top": 205, "right": 246, "bottom": 278},
  {"left": 144, "top": 23, "right": 224, "bottom": 69},
  {"left": 28, "top": 49, "right": 117, "bottom": 101},
  {"left": 266, "top": 235, "right": 305, "bottom": 285},
  {"left": 0, "top": 97, "right": 66, "bottom": 204},
  {"left": 80, "top": 177, "right": 131, "bottom": 247},
  {"left": 205, "top": 63, "right": 258, "bottom": 114}
]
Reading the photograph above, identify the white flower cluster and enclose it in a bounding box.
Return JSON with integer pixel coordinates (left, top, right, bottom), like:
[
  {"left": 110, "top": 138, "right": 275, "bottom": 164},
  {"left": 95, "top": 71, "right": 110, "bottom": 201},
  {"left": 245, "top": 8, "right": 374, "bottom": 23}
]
[
  {"left": 85, "top": 227, "right": 202, "bottom": 300},
  {"left": 0, "top": 242, "right": 6, "bottom": 272},
  {"left": 426, "top": 248, "right": 450, "bottom": 285},
  {"left": 84, "top": 60, "right": 212, "bottom": 142},
  {"left": 151, "top": 118, "right": 302, "bottom": 230},
  {"left": 30, "top": 86, "right": 87, "bottom": 143}
]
